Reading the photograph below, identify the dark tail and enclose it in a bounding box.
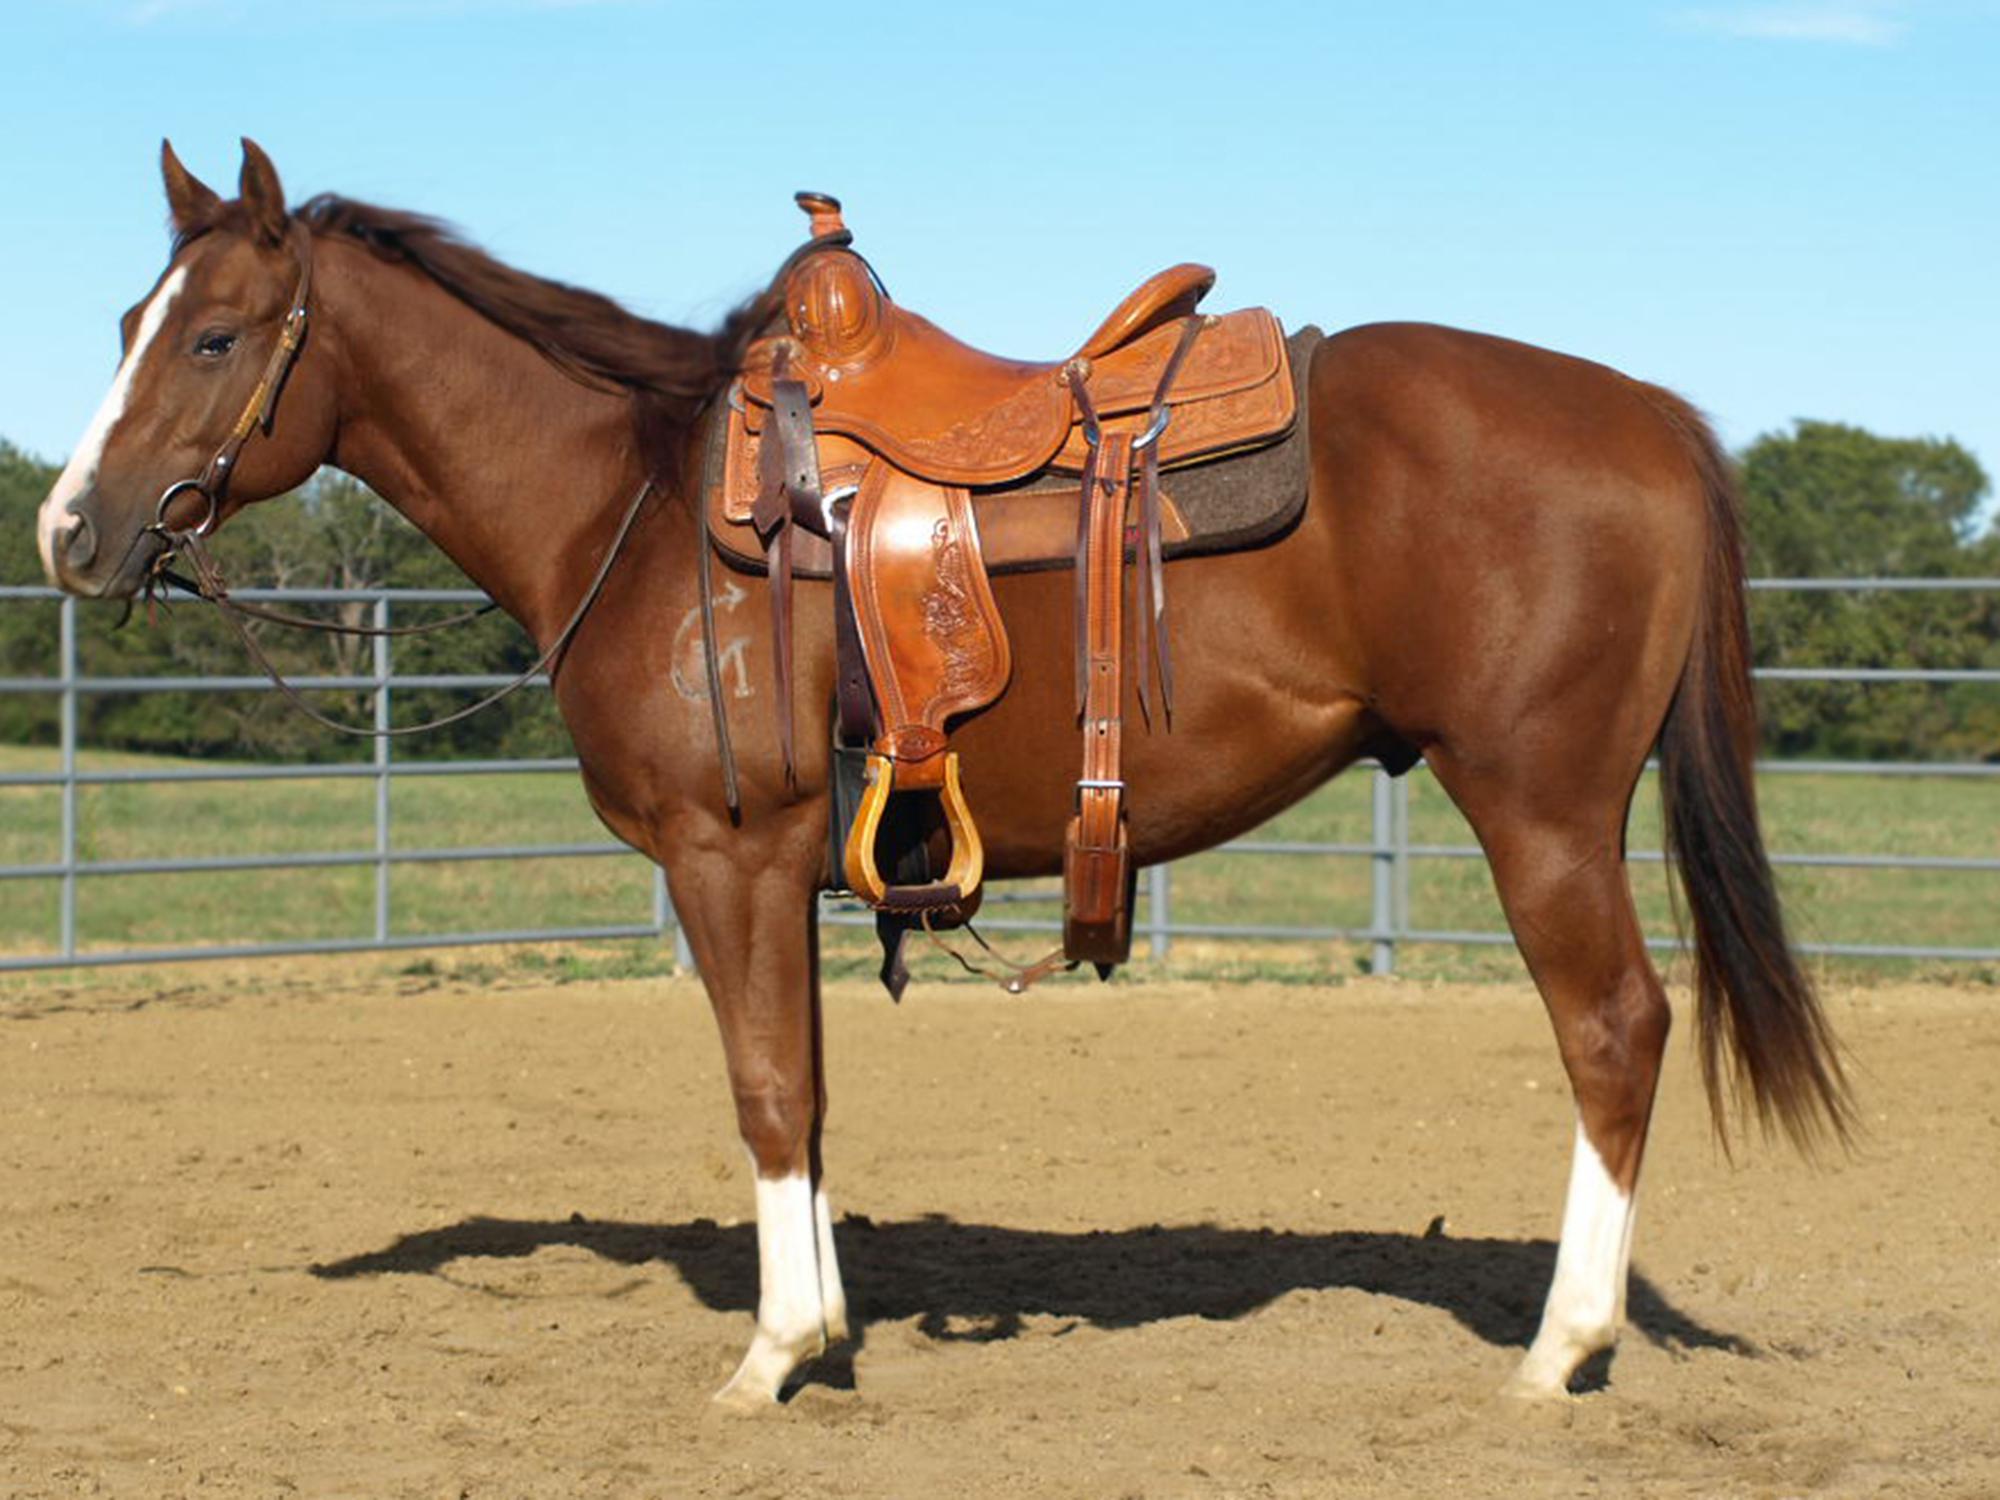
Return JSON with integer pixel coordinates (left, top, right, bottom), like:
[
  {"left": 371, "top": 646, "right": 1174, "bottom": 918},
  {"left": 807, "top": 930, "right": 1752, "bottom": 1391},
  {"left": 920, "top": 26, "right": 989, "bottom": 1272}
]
[{"left": 1647, "top": 390, "right": 1855, "bottom": 1154}]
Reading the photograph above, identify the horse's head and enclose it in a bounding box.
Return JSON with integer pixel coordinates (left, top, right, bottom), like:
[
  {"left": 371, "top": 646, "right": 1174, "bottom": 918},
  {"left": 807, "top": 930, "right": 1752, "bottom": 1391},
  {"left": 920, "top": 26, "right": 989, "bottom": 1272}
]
[{"left": 38, "top": 139, "right": 336, "bottom": 597}]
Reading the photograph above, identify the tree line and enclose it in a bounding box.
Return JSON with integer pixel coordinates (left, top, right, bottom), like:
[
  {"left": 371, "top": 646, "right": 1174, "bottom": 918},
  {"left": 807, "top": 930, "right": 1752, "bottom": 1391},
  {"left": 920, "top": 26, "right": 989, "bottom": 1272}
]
[
  {"left": 1740, "top": 422, "right": 1997, "bottom": 762},
  {"left": 2, "top": 421, "right": 1996, "bottom": 764},
  {"left": 0, "top": 452, "right": 567, "bottom": 761}
]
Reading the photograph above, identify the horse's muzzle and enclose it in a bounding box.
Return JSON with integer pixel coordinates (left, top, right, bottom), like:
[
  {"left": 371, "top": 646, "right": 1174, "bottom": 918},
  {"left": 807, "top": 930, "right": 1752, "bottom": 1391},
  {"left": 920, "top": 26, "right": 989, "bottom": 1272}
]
[{"left": 46, "top": 505, "right": 164, "bottom": 599}]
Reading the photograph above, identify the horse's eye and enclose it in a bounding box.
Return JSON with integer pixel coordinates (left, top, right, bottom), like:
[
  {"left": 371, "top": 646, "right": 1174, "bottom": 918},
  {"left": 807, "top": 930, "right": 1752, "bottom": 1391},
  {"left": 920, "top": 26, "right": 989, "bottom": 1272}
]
[{"left": 194, "top": 330, "right": 238, "bottom": 359}]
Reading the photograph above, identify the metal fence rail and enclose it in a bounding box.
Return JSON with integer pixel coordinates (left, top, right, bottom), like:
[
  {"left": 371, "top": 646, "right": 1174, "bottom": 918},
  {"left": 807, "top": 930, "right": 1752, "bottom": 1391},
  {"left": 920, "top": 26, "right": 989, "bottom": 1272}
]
[{"left": 1, "top": 578, "right": 1995, "bottom": 973}]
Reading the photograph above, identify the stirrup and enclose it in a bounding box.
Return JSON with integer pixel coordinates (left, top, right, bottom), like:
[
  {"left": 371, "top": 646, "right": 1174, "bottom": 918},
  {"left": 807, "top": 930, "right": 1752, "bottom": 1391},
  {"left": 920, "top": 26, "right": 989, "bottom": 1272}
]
[{"left": 842, "top": 751, "right": 984, "bottom": 920}]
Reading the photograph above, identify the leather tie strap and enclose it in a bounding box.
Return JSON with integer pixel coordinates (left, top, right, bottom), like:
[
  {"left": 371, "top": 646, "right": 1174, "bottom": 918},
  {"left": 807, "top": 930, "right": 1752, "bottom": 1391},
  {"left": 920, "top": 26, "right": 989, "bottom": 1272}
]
[
  {"left": 752, "top": 363, "right": 825, "bottom": 788},
  {"left": 696, "top": 405, "right": 743, "bottom": 814},
  {"left": 1133, "top": 313, "right": 1207, "bottom": 726},
  {"left": 828, "top": 494, "right": 874, "bottom": 747}
]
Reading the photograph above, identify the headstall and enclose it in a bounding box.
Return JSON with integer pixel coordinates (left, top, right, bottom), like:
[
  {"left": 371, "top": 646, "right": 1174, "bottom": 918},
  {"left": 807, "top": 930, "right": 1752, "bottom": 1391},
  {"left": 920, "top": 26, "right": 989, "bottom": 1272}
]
[
  {"left": 148, "top": 220, "right": 316, "bottom": 549},
  {"left": 137, "top": 218, "right": 653, "bottom": 741}
]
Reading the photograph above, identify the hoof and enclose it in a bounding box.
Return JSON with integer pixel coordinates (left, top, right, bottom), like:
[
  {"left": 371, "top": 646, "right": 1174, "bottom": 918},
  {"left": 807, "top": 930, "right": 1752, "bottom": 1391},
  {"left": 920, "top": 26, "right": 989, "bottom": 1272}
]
[
  {"left": 1499, "top": 1365, "right": 1571, "bottom": 1402},
  {"left": 1503, "top": 1335, "right": 1612, "bottom": 1401},
  {"left": 712, "top": 1327, "right": 825, "bottom": 1411},
  {"left": 711, "top": 1372, "right": 783, "bottom": 1414}
]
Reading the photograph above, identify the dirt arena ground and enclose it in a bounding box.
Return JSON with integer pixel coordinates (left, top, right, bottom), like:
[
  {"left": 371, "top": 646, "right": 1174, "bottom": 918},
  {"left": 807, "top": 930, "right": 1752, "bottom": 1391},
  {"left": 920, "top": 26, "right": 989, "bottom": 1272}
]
[{"left": 1, "top": 961, "right": 1995, "bottom": 1499}]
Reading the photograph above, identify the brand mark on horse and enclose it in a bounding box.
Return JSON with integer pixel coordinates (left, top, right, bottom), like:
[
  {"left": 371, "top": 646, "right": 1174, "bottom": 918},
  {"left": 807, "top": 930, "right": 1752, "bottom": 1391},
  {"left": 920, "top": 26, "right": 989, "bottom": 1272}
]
[{"left": 672, "top": 578, "right": 753, "bottom": 703}]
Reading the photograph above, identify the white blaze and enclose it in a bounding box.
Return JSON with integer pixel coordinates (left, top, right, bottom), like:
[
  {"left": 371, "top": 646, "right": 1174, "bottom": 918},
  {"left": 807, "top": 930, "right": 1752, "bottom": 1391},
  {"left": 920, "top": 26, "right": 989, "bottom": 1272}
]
[{"left": 37, "top": 266, "right": 189, "bottom": 581}]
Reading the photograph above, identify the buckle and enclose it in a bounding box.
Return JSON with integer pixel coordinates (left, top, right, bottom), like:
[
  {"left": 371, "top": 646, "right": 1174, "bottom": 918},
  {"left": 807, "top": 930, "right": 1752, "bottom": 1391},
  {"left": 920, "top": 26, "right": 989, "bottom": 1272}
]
[
  {"left": 820, "top": 482, "right": 858, "bottom": 533},
  {"left": 1074, "top": 775, "right": 1125, "bottom": 809}
]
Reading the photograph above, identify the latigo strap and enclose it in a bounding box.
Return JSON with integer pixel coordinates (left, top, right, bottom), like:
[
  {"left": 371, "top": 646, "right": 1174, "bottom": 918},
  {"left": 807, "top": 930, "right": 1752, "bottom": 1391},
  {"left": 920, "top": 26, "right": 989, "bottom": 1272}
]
[{"left": 750, "top": 360, "right": 826, "bottom": 790}]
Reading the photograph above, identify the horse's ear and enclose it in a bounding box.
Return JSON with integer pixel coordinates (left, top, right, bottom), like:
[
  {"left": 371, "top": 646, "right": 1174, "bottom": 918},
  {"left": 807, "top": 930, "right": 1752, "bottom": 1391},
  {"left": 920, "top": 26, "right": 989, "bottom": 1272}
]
[
  {"left": 161, "top": 139, "right": 220, "bottom": 238},
  {"left": 237, "top": 137, "right": 289, "bottom": 245}
]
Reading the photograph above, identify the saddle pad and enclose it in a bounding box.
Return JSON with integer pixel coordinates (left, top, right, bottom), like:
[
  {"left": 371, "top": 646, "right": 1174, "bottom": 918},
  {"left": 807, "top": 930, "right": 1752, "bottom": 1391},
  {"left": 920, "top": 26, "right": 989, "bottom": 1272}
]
[{"left": 705, "top": 326, "right": 1321, "bottom": 581}]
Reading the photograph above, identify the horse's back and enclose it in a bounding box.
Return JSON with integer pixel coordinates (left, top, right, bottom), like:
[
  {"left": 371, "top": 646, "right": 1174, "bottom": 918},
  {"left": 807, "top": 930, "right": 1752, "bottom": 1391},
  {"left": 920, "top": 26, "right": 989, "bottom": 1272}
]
[{"left": 1308, "top": 320, "right": 1710, "bottom": 531}]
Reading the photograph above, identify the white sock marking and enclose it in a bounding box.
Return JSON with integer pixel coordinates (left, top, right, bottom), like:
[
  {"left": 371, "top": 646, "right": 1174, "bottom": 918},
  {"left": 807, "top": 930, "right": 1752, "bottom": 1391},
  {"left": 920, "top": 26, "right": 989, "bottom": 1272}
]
[
  {"left": 718, "top": 1170, "right": 828, "bottom": 1404},
  {"left": 1513, "top": 1118, "right": 1638, "bottom": 1394},
  {"left": 754, "top": 1171, "right": 824, "bottom": 1344},
  {"left": 814, "top": 1184, "right": 849, "bottom": 1343},
  {"left": 38, "top": 266, "right": 188, "bottom": 581}
]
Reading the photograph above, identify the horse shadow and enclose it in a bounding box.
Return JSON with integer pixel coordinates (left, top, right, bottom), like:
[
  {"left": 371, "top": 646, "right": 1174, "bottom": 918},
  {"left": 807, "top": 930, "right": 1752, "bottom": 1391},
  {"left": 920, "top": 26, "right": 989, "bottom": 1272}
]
[{"left": 310, "top": 1212, "right": 1749, "bottom": 1389}]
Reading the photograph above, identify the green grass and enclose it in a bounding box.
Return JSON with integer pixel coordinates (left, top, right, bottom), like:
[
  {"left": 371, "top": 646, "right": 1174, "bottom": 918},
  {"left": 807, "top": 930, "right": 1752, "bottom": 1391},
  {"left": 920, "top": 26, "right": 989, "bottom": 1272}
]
[
  {"left": 835, "top": 766, "right": 1999, "bottom": 986},
  {"left": 2, "top": 744, "right": 1994, "bottom": 982},
  {"left": 0, "top": 745, "right": 647, "bottom": 955}
]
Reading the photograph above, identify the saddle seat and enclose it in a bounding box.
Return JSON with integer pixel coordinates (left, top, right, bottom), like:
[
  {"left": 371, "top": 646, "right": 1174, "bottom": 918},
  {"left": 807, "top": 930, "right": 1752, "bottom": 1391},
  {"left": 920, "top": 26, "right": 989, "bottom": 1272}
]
[{"left": 740, "top": 198, "right": 1224, "bottom": 489}]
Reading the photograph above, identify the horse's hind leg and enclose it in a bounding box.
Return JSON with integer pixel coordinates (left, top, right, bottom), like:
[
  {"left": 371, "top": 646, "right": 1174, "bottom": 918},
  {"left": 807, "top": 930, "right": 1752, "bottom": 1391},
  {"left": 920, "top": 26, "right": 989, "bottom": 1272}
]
[
  {"left": 1429, "top": 757, "right": 1672, "bottom": 1397},
  {"left": 666, "top": 839, "right": 848, "bottom": 1408}
]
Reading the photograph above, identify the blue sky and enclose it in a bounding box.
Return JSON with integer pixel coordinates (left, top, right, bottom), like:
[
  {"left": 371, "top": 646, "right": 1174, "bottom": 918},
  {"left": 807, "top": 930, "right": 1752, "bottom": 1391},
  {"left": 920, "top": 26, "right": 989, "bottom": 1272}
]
[{"left": 3, "top": 0, "right": 1996, "bottom": 527}]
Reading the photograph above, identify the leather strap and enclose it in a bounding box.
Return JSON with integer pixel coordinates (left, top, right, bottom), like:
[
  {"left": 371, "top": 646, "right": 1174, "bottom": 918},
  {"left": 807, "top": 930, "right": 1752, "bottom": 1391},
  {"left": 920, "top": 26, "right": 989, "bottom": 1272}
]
[
  {"left": 697, "top": 406, "right": 743, "bottom": 814},
  {"left": 1064, "top": 376, "right": 1136, "bottom": 967},
  {"left": 209, "top": 221, "right": 315, "bottom": 496},
  {"left": 165, "top": 475, "right": 654, "bottom": 739},
  {"left": 1133, "top": 314, "right": 1207, "bottom": 726},
  {"left": 1075, "top": 422, "right": 1132, "bottom": 856},
  {"left": 151, "top": 221, "right": 316, "bottom": 541},
  {"left": 828, "top": 494, "right": 874, "bottom": 746},
  {"left": 1055, "top": 315, "right": 1201, "bottom": 970},
  {"left": 751, "top": 365, "right": 825, "bottom": 788},
  {"left": 919, "top": 918, "right": 1074, "bottom": 995}
]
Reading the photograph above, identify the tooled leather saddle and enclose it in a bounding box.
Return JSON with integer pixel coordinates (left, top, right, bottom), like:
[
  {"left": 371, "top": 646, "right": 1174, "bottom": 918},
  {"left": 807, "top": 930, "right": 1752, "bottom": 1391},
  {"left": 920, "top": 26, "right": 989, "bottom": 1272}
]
[{"left": 701, "top": 192, "right": 1297, "bottom": 988}]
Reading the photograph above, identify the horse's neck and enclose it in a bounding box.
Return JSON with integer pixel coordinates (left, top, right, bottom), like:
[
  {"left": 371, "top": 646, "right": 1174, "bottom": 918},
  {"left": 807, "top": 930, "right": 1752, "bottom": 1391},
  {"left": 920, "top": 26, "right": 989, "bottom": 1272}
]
[{"left": 320, "top": 242, "right": 643, "bottom": 644}]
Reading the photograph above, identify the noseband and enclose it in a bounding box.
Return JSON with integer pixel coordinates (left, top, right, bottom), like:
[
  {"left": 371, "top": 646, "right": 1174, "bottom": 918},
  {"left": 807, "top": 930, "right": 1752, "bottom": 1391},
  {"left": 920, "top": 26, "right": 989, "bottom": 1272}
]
[{"left": 147, "top": 221, "right": 316, "bottom": 546}]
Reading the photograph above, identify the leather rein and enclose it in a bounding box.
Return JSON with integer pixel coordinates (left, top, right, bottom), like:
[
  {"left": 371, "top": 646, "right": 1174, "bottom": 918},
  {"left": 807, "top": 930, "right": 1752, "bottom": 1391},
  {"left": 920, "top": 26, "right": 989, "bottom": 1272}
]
[{"left": 140, "top": 220, "right": 654, "bottom": 740}]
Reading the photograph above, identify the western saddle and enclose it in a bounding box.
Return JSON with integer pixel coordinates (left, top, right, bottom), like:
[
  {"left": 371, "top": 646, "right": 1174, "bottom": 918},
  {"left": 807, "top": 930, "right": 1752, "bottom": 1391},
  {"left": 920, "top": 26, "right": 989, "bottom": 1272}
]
[{"left": 705, "top": 192, "right": 1296, "bottom": 988}]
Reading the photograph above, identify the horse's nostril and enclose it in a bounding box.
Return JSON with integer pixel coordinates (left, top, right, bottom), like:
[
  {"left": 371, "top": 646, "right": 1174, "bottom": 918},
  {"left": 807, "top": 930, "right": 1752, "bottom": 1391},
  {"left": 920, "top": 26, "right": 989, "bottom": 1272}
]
[{"left": 62, "top": 514, "right": 98, "bottom": 570}]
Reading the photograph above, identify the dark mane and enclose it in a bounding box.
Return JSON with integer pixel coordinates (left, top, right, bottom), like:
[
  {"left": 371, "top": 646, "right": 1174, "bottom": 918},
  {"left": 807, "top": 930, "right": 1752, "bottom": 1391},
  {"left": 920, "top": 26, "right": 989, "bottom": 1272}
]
[{"left": 186, "top": 193, "right": 779, "bottom": 481}]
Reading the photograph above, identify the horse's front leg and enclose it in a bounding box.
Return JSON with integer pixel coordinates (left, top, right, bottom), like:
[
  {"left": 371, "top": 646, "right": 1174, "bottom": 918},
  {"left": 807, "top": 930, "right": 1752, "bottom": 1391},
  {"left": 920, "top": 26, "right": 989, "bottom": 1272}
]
[{"left": 666, "top": 816, "right": 846, "bottom": 1408}]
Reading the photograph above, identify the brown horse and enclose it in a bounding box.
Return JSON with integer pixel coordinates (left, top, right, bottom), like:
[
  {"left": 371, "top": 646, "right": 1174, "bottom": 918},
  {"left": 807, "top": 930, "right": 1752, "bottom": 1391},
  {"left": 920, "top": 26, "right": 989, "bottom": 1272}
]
[{"left": 37, "top": 140, "right": 1849, "bottom": 1408}]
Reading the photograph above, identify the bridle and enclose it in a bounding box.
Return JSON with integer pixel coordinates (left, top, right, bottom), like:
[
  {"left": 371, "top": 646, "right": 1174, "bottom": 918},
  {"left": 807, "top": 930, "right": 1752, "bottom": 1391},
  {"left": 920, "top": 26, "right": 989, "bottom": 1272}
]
[
  {"left": 136, "top": 217, "right": 655, "bottom": 740},
  {"left": 147, "top": 220, "right": 316, "bottom": 546}
]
